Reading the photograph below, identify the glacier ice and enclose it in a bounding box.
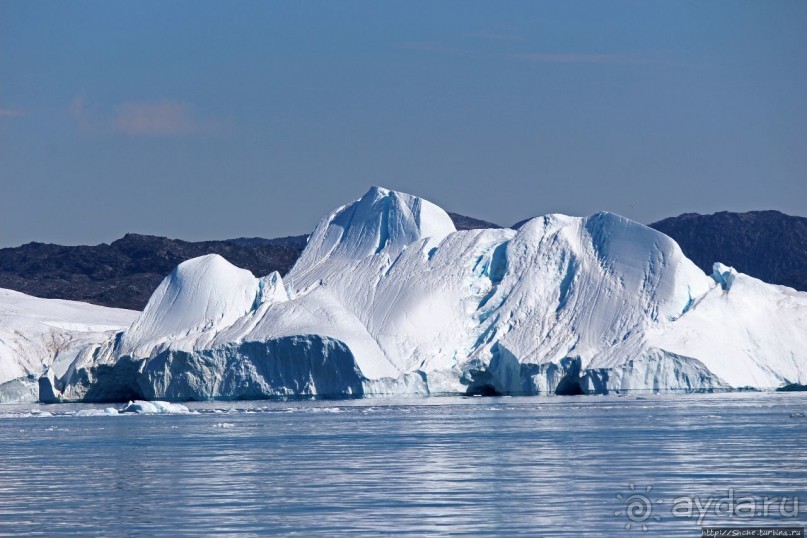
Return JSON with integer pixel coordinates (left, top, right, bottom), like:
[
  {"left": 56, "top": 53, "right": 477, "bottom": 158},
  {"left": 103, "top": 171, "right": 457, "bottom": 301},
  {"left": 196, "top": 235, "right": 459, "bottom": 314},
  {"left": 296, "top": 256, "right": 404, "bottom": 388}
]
[
  {"left": 0, "top": 288, "right": 137, "bottom": 402},
  {"left": 118, "top": 253, "right": 264, "bottom": 360},
  {"left": 121, "top": 400, "right": 190, "bottom": 414},
  {"left": 75, "top": 407, "right": 119, "bottom": 416},
  {"left": 25, "top": 186, "right": 807, "bottom": 403}
]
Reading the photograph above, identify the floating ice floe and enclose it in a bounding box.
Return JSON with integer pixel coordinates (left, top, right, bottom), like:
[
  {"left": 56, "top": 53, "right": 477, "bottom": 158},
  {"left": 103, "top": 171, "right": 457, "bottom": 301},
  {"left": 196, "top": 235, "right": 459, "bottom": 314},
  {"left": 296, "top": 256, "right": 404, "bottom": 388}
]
[
  {"left": 75, "top": 408, "right": 119, "bottom": 417},
  {"left": 120, "top": 401, "right": 190, "bottom": 414}
]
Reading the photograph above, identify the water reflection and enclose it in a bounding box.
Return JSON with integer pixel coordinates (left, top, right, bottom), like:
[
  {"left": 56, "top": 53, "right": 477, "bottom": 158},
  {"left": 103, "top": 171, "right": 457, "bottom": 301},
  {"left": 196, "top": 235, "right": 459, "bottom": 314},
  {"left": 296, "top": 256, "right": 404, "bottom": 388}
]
[{"left": 0, "top": 393, "right": 805, "bottom": 536}]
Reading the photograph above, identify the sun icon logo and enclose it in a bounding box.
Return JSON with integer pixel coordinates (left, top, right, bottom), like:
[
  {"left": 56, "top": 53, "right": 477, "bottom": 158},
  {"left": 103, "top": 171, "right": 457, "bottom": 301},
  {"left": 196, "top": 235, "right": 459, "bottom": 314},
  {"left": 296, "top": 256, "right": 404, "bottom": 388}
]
[{"left": 614, "top": 483, "right": 664, "bottom": 531}]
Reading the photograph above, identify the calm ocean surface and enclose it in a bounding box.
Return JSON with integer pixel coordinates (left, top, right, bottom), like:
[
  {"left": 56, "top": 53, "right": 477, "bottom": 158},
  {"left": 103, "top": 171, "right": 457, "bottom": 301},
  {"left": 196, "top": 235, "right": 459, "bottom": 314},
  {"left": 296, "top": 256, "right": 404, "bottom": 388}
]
[{"left": 0, "top": 393, "right": 805, "bottom": 536}]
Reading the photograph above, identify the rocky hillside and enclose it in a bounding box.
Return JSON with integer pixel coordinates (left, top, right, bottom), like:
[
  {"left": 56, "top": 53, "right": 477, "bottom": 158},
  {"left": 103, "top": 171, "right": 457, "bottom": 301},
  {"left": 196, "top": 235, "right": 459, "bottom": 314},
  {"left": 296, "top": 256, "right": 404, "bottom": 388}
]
[
  {"left": 3, "top": 209, "right": 803, "bottom": 311},
  {"left": 0, "top": 234, "right": 301, "bottom": 310},
  {"left": 649, "top": 210, "right": 806, "bottom": 292},
  {"left": 0, "top": 212, "right": 499, "bottom": 310}
]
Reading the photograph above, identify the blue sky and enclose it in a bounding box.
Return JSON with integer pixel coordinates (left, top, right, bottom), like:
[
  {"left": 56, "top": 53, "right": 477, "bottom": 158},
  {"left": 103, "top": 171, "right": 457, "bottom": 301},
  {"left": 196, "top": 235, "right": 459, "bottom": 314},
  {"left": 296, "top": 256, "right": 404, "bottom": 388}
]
[{"left": 1, "top": 1, "right": 805, "bottom": 246}]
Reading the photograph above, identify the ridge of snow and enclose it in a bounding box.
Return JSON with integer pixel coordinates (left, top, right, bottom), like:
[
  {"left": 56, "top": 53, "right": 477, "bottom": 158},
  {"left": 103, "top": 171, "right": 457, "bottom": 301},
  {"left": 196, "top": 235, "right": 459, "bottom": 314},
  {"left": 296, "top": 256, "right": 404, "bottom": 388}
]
[
  {"left": 648, "top": 271, "right": 807, "bottom": 388},
  {"left": 0, "top": 288, "right": 137, "bottom": 386},
  {"left": 290, "top": 186, "right": 456, "bottom": 281},
  {"left": 118, "top": 254, "right": 262, "bottom": 358},
  {"left": 36, "top": 187, "right": 807, "bottom": 402}
]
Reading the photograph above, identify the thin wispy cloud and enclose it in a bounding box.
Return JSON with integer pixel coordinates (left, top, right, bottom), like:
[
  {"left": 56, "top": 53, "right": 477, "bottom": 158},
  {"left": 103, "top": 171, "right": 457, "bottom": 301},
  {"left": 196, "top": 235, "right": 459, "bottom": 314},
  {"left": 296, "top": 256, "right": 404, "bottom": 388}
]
[
  {"left": 68, "top": 94, "right": 85, "bottom": 120},
  {"left": 513, "top": 52, "right": 647, "bottom": 64},
  {"left": 67, "top": 94, "right": 230, "bottom": 137},
  {"left": 397, "top": 41, "right": 463, "bottom": 55},
  {"left": 399, "top": 39, "right": 648, "bottom": 67},
  {"left": 0, "top": 107, "right": 25, "bottom": 117},
  {"left": 115, "top": 101, "right": 195, "bottom": 136},
  {"left": 462, "top": 30, "right": 523, "bottom": 42},
  {"left": 68, "top": 93, "right": 89, "bottom": 128}
]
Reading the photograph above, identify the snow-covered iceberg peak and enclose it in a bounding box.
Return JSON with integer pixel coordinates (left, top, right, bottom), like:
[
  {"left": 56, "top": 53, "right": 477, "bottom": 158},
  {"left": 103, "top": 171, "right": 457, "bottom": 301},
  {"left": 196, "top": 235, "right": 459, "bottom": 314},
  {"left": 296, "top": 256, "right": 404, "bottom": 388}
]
[
  {"left": 581, "top": 211, "right": 713, "bottom": 321},
  {"left": 256, "top": 271, "right": 289, "bottom": 305},
  {"left": 291, "top": 186, "right": 456, "bottom": 272},
  {"left": 37, "top": 187, "right": 807, "bottom": 403},
  {"left": 472, "top": 211, "right": 716, "bottom": 375},
  {"left": 119, "top": 254, "right": 260, "bottom": 358}
]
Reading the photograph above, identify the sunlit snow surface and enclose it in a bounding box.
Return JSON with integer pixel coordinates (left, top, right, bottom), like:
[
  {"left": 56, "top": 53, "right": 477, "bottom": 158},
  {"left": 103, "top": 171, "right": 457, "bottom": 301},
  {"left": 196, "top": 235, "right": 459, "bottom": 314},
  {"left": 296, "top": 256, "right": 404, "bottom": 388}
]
[
  {"left": 0, "top": 393, "right": 805, "bottom": 536},
  {"left": 0, "top": 289, "right": 137, "bottom": 401},
  {"left": 16, "top": 186, "right": 807, "bottom": 401}
]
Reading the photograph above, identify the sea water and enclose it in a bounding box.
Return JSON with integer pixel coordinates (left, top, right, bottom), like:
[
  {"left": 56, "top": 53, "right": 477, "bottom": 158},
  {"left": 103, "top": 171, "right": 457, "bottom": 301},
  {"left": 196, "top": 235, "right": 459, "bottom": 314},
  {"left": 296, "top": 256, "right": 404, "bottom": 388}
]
[{"left": 0, "top": 393, "right": 805, "bottom": 536}]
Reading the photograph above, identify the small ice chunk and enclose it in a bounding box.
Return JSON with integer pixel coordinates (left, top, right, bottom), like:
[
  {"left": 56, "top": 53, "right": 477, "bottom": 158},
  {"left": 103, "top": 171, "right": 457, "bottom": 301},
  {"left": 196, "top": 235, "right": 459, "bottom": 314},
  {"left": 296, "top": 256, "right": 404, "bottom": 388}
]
[
  {"left": 75, "top": 407, "right": 120, "bottom": 417},
  {"left": 121, "top": 400, "right": 190, "bottom": 414},
  {"left": 76, "top": 409, "right": 104, "bottom": 417},
  {"left": 711, "top": 262, "right": 737, "bottom": 291},
  {"left": 213, "top": 422, "right": 236, "bottom": 428}
]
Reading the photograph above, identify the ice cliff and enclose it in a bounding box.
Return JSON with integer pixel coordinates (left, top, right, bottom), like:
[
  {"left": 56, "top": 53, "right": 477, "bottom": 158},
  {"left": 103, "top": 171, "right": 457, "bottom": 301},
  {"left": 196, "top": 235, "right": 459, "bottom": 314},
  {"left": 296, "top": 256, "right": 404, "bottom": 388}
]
[
  {"left": 29, "top": 186, "right": 807, "bottom": 402},
  {"left": 0, "top": 289, "right": 136, "bottom": 402}
]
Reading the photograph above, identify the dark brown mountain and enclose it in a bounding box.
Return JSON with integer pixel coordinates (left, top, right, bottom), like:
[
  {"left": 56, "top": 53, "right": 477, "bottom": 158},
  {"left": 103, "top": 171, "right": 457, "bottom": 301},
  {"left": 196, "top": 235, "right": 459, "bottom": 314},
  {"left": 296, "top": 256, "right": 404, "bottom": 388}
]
[
  {"left": 446, "top": 212, "right": 501, "bottom": 231},
  {"left": 649, "top": 210, "right": 807, "bottom": 291},
  {"left": 0, "top": 212, "right": 500, "bottom": 310},
  {"left": 0, "top": 234, "right": 302, "bottom": 311},
  {"left": 3, "top": 209, "right": 802, "bottom": 311}
]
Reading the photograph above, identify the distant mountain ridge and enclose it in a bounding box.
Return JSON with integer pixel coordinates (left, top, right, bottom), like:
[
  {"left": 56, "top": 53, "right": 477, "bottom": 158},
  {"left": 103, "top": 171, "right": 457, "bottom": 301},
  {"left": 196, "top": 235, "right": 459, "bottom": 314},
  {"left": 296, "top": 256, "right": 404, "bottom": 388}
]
[
  {"left": 0, "top": 212, "right": 499, "bottom": 310},
  {"left": 445, "top": 212, "right": 501, "bottom": 231},
  {"left": 226, "top": 213, "right": 500, "bottom": 250},
  {"left": 0, "top": 234, "right": 301, "bottom": 310},
  {"left": 1, "top": 209, "right": 804, "bottom": 310},
  {"left": 649, "top": 210, "right": 807, "bottom": 292}
]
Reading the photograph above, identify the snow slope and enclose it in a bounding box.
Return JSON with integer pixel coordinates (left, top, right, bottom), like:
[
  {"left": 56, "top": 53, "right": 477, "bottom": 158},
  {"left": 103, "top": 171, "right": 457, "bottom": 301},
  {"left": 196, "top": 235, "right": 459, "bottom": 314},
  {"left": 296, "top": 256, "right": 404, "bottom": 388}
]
[
  {"left": 41, "top": 187, "right": 807, "bottom": 402},
  {"left": 646, "top": 265, "right": 807, "bottom": 388},
  {"left": 0, "top": 289, "right": 137, "bottom": 402},
  {"left": 118, "top": 254, "right": 264, "bottom": 359}
]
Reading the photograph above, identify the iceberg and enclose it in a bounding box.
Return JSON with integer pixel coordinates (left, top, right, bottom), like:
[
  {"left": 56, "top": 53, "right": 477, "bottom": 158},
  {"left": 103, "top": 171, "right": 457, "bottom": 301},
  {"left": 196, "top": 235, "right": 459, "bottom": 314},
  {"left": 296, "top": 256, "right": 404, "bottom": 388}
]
[
  {"left": 0, "top": 288, "right": 137, "bottom": 402},
  {"left": 120, "top": 400, "right": 190, "bottom": 414},
  {"left": 32, "top": 186, "right": 807, "bottom": 402}
]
